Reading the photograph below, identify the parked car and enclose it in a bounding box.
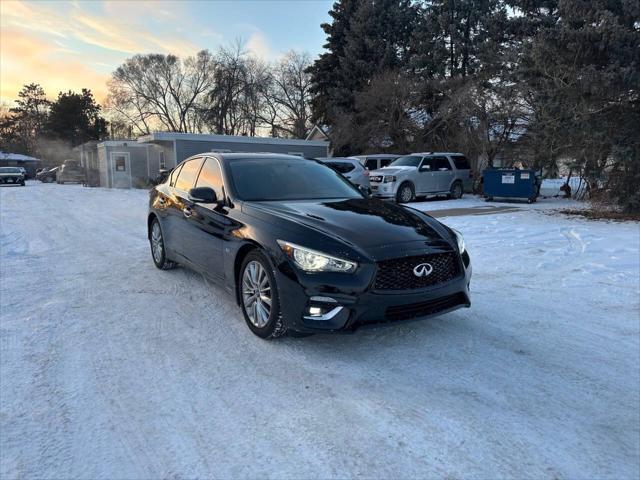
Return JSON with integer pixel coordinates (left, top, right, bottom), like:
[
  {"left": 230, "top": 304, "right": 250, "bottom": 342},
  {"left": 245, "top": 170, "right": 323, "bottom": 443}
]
[
  {"left": 0, "top": 167, "right": 26, "bottom": 186},
  {"left": 317, "top": 157, "right": 370, "bottom": 188},
  {"left": 148, "top": 153, "right": 471, "bottom": 339},
  {"left": 369, "top": 152, "right": 472, "bottom": 203},
  {"left": 36, "top": 167, "right": 59, "bottom": 183},
  {"left": 57, "top": 160, "right": 85, "bottom": 184},
  {"left": 354, "top": 154, "right": 401, "bottom": 172}
]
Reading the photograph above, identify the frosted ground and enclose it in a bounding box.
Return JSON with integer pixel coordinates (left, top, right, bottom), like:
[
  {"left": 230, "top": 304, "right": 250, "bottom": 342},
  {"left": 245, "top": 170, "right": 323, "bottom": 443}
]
[{"left": 1, "top": 183, "right": 638, "bottom": 479}]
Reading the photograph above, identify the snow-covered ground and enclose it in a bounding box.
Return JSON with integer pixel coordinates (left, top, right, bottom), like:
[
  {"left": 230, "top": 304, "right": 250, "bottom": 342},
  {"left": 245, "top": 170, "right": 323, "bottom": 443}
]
[{"left": 1, "top": 182, "right": 639, "bottom": 479}]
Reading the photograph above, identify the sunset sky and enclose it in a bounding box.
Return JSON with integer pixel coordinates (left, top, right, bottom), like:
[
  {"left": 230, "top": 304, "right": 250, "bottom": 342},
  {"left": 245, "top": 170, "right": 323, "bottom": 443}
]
[{"left": 0, "top": 0, "right": 331, "bottom": 105}]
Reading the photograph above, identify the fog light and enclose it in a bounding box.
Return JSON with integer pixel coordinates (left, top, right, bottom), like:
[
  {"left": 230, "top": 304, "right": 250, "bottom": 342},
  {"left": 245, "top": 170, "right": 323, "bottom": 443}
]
[{"left": 308, "top": 306, "right": 323, "bottom": 316}]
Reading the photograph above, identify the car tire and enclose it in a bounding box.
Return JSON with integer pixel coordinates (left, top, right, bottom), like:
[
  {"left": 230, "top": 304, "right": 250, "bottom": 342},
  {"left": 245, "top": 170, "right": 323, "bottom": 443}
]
[
  {"left": 149, "top": 218, "right": 176, "bottom": 270},
  {"left": 449, "top": 182, "right": 463, "bottom": 199},
  {"left": 239, "top": 250, "right": 286, "bottom": 339},
  {"left": 396, "top": 182, "right": 415, "bottom": 203}
]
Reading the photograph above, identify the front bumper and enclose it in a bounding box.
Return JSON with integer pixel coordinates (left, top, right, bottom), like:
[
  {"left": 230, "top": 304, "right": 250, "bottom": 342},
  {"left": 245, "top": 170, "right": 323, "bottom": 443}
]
[
  {"left": 369, "top": 182, "right": 396, "bottom": 198},
  {"left": 275, "top": 255, "right": 472, "bottom": 333},
  {"left": 0, "top": 176, "right": 24, "bottom": 184}
]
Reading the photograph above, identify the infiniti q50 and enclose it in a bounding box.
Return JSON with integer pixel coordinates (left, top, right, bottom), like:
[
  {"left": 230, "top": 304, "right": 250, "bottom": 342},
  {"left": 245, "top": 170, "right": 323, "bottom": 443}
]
[{"left": 147, "top": 154, "right": 471, "bottom": 339}]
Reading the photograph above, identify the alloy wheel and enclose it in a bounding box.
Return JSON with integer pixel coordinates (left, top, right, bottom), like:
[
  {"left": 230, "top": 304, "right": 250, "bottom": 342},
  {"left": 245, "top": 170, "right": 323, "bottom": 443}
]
[
  {"left": 400, "top": 185, "right": 412, "bottom": 202},
  {"left": 242, "top": 260, "right": 272, "bottom": 328},
  {"left": 151, "top": 221, "right": 164, "bottom": 263}
]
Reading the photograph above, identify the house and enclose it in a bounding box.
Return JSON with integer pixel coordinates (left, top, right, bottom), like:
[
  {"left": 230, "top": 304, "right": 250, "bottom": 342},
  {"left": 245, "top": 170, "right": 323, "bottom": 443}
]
[
  {"left": 137, "top": 132, "right": 329, "bottom": 169},
  {"left": 77, "top": 140, "right": 164, "bottom": 188},
  {"left": 0, "top": 152, "right": 41, "bottom": 177}
]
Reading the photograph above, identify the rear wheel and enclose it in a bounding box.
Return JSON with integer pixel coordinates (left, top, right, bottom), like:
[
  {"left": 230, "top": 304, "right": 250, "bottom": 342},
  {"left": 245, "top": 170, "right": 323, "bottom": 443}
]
[
  {"left": 149, "top": 218, "right": 176, "bottom": 270},
  {"left": 239, "top": 251, "right": 286, "bottom": 339},
  {"left": 396, "top": 182, "right": 414, "bottom": 203},
  {"left": 449, "top": 182, "right": 463, "bottom": 199}
]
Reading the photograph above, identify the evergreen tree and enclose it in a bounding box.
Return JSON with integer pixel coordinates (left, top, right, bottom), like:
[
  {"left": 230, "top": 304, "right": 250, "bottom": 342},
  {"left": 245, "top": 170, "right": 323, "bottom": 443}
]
[
  {"left": 3, "top": 83, "right": 50, "bottom": 155},
  {"left": 307, "top": 0, "right": 416, "bottom": 125},
  {"left": 46, "top": 89, "right": 108, "bottom": 146}
]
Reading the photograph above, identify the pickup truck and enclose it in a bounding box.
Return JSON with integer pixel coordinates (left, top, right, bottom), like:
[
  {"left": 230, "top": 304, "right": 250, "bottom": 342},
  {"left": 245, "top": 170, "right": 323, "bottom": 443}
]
[
  {"left": 0, "top": 167, "right": 26, "bottom": 186},
  {"left": 57, "top": 160, "right": 85, "bottom": 184}
]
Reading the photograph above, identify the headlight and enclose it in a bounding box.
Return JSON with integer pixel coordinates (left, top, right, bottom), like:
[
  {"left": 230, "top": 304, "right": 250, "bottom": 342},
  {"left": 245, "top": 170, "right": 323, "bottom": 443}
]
[
  {"left": 452, "top": 228, "right": 466, "bottom": 253},
  {"left": 383, "top": 175, "right": 396, "bottom": 183},
  {"left": 277, "top": 240, "right": 357, "bottom": 273}
]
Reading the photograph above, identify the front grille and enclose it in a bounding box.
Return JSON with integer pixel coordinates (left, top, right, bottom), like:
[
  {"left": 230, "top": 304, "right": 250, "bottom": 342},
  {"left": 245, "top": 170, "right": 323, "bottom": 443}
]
[
  {"left": 369, "top": 175, "right": 383, "bottom": 182},
  {"left": 385, "top": 292, "right": 468, "bottom": 322},
  {"left": 373, "top": 252, "right": 459, "bottom": 291}
]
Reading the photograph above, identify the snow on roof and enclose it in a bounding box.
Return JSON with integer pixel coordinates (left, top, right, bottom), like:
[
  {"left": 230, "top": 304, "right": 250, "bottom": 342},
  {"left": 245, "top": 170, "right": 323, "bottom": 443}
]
[
  {"left": 0, "top": 151, "right": 40, "bottom": 162},
  {"left": 138, "top": 132, "right": 328, "bottom": 147}
]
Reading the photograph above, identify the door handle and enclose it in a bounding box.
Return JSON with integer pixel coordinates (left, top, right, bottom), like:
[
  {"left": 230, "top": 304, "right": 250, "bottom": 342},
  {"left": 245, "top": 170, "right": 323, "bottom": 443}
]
[{"left": 182, "top": 206, "right": 192, "bottom": 218}]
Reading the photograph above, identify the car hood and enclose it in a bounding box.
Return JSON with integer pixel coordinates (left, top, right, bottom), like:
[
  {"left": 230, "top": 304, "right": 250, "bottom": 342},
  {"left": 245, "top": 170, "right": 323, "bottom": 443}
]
[
  {"left": 370, "top": 166, "right": 417, "bottom": 176},
  {"left": 243, "top": 198, "right": 453, "bottom": 254}
]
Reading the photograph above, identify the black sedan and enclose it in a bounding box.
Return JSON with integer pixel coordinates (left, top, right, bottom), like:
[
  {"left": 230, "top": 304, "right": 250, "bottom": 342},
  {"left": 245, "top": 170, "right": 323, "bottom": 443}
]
[{"left": 148, "top": 154, "right": 471, "bottom": 338}]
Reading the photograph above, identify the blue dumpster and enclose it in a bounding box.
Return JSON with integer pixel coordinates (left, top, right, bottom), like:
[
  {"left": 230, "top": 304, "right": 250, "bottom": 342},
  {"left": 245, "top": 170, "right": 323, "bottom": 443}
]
[{"left": 483, "top": 169, "right": 540, "bottom": 203}]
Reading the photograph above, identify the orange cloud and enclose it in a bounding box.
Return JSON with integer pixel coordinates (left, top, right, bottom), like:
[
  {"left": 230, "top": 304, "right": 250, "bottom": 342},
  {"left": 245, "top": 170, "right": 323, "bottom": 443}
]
[
  {"left": 1, "top": 27, "right": 109, "bottom": 103},
  {"left": 0, "top": 0, "right": 206, "bottom": 105}
]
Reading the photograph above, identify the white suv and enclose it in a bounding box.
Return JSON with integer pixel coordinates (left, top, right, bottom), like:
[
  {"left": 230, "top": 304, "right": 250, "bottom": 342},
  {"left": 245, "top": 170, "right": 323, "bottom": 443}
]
[{"left": 369, "top": 152, "right": 472, "bottom": 203}]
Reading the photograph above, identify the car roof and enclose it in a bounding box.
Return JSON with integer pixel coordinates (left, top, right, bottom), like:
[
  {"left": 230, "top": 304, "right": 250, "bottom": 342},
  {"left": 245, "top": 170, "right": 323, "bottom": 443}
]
[
  {"left": 318, "top": 157, "right": 360, "bottom": 163},
  {"left": 210, "top": 152, "right": 311, "bottom": 163},
  {"left": 410, "top": 152, "right": 464, "bottom": 156},
  {"left": 353, "top": 154, "right": 401, "bottom": 159}
]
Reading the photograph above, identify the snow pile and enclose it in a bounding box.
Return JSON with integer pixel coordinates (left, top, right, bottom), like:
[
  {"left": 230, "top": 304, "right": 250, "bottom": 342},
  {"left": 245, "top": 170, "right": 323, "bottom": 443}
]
[{"left": 1, "top": 183, "right": 638, "bottom": 479}]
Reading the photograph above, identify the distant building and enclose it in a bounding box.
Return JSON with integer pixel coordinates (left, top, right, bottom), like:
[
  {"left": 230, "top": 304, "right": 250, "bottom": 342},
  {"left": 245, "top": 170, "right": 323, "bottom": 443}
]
[
  {"left": 137, "top": 132, "right": 329, "bottom": 168},
  {"left": 77, "top": 133, "right": 329, "bottom": 188},
  {"left": 0, "top": 152, "right": 41, "bottom": 177},
  {"left": 76, "top": 140, "right": 164, "bottom": 188}
]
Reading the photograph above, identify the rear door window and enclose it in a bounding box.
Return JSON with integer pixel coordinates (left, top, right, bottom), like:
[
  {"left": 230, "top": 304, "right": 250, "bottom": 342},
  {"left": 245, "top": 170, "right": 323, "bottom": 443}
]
[
  {"left": 451, "top": 155, "right": 471, "bottom": 170},
  {"left": 434, "top": 156, "right": 452, "bottom": 171},
  {"left": 364, "top": 159, "right": 378, "bottom": 170},
  {"left": 175, "top": 158, "right": 204, "bottom": 192},
  {"left": 195, "top": 158, "right": 224, "bottom": 198},
  {"left": 169, "top": 164, "right": 183, "bottom": 187},
  {"left": 326, "top": 162, "right": 356, "bottom": 174},
  {"left": 420, "top": 157, "right": 436, "bottom": 171}
]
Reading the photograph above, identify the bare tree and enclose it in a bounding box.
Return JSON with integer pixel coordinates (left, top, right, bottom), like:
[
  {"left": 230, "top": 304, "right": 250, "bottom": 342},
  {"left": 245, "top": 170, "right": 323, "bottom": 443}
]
[
  {"left": 266, "top": 51, "right": 313, "bottom": 138},
  {"left": 106, "top": 50, "right": 216, "bottom": 134}
]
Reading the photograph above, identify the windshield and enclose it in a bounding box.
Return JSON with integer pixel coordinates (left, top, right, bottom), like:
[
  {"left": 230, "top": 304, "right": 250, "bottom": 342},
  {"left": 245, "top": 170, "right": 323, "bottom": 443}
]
[
  {"left": 389, "top": 155, "right": 422, "bottom": 167},
  {"left": 0, "top": 167, "right": 21, "bottom": 173},
  {"left": 228, "top": 158, "right": 362, "bottom": 201}
]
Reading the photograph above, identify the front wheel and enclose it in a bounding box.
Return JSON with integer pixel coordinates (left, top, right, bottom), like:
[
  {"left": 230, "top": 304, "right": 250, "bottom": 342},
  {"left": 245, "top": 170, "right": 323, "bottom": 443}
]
[
  {"left": 149, "top": 218, "right": 176, "bottom": 270},
  {"left": 396, "top": 182, "right": 414, "bottom": 203},
  {"left": 239, "top": 251, "right": 286, "bottom": 339}
]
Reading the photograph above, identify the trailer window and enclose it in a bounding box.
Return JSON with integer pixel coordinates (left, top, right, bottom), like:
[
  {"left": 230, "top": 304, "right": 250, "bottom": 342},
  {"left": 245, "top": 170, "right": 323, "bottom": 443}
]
[{"left": 114, "top": 156, "right": 126, "bottom": 171}]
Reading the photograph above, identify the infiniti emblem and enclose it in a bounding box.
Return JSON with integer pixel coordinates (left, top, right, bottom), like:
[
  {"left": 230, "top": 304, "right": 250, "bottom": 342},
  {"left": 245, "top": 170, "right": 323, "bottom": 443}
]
[{"left": 413, "top": 263, "right": 433, "bottom": 277}]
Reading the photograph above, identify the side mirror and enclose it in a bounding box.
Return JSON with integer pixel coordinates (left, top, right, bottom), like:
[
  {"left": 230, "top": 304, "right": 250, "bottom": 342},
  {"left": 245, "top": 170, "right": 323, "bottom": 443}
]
[
  {"left": 188, "top": 187, "right": 218, "bottom": 204},
  {"left": 358, "top": 184, "right": 370, "bottom": 197}
]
